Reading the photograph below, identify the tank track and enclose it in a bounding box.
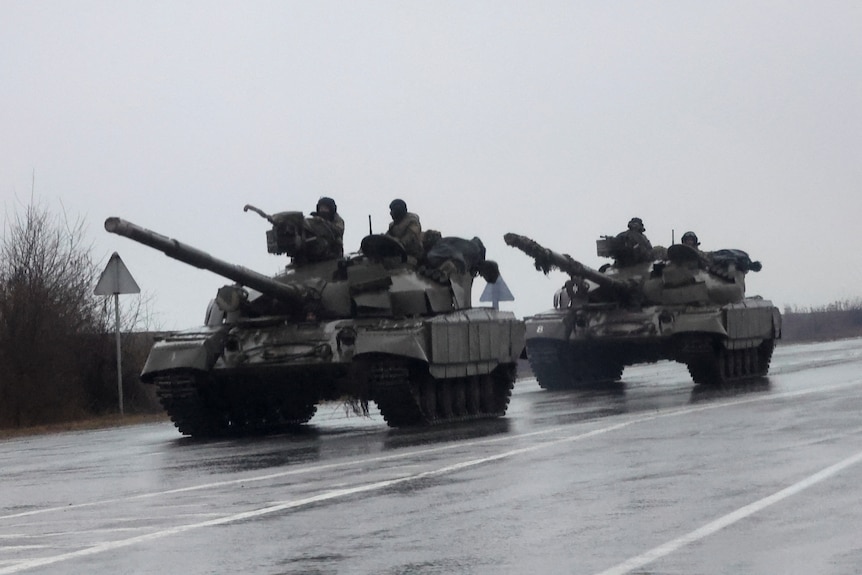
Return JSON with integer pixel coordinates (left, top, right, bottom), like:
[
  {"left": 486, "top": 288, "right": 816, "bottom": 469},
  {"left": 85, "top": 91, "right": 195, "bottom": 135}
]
[
  {"left": 681, "top": 337, "right": 775, "bottom": 385},
  {"left": 371, "top": 361, "right": 515, "bottom": 427},
  {"left": 527, "top": 340, "right": 624, "bottom": 390},
  {"left": 154, "top": 371, "right": 317, "bottom": 437}
]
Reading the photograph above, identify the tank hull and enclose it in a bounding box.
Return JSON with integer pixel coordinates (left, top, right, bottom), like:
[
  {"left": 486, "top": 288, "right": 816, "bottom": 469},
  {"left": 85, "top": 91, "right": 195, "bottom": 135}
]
[
  {"left": 524, "top": 297, "right": 781, "bottom": 389},
  {"left": 143, "top": 309, "right": 524, "bottom": 436}
]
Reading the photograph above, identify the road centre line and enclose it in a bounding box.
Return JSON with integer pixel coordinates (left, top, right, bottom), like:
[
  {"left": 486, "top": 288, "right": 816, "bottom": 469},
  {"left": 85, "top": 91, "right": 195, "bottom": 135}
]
[
  {"left": 2, "top": 380, "right": 861, "bottom": 573},
  {"left": 592, "top": 448, "right": 862, "bottom": 575},
  {"left": 1, "top": 379, "right": 859, "bottom": 524}
]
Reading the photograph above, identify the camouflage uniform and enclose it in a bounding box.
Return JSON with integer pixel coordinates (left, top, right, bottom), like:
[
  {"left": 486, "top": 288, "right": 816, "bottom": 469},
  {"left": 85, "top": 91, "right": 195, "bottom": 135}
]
[
  {"left": 387, "top": 199, "right": 423, "bottom": 261},
  {"left": 615, "top": 217, "right": 654, "bottom": 264},
  {"left": 305, "top": 197, "right": 345, "bottom": 260}
]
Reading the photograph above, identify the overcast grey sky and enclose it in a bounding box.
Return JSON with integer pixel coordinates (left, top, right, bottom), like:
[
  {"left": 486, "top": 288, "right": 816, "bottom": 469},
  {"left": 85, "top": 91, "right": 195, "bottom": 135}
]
[{"left": 3, "top": 1, "right": 861, "bottom": 330}]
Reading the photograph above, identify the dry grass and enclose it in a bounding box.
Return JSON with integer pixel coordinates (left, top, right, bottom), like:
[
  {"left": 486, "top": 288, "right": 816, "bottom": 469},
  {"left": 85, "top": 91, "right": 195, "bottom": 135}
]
[{"left": 0, "top": 413, "right": 169, "bottom": 440}]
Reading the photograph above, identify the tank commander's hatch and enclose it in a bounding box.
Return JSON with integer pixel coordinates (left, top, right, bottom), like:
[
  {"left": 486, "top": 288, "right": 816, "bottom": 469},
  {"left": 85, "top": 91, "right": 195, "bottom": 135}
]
[{"left": 360, "top": 234, "right": 407, "bottom": 262}]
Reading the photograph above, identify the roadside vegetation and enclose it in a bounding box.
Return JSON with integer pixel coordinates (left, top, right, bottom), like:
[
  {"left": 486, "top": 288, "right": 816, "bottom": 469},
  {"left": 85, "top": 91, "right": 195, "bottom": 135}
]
[
  {"left": 0, "top": 197, "right": 860, "bottom": 436},
  {"left": 780, "top": 301, "right": 862, "bottom": 342},
  {"left": 1, "top": 196, "right": 161, "bottom": 434}
]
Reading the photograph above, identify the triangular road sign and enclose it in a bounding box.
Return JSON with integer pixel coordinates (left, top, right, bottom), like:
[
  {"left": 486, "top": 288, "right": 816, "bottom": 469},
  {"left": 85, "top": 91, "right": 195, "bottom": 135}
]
[
  {"left": 480, "top": 274, "right": 514, "bottom": 303},
  {"left": 95, "top": 252, "right": 141, "bottom": 295}
]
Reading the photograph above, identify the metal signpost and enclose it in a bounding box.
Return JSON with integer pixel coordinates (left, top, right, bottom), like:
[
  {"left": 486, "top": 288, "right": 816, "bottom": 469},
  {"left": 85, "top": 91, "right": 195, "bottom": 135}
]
[{"left": 94, "top": 252, "right": 140, "bottom": 415}]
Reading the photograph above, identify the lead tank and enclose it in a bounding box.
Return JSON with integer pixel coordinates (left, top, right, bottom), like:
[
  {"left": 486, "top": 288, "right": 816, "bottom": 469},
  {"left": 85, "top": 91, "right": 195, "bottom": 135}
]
[
  {"left": 105, "top": 209, "right": 524, "bottom": 437},
  {"left": 504, "top": 232, "right": 781, "bottom": 389}
]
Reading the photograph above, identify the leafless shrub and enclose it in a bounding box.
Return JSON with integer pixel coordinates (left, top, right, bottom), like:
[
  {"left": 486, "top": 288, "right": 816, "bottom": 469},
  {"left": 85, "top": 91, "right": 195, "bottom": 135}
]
[{"left": 0, "top": 196, "right": 159, "bottom": 429}]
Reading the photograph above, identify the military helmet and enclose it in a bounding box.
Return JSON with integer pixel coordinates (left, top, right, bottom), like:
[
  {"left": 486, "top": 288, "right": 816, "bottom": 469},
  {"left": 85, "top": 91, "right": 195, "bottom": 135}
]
[
  {"left": 316, "top": 196, "right": 337, "bottom": 213},
  {"left": 389, "top": 198, "right": 408, "bottom": 219},
  {"left": 627, "top": 217, "right": 645, "bottom": 232},
  {"left": 681, "top": 231, "right": 700, "bottom": 246}
]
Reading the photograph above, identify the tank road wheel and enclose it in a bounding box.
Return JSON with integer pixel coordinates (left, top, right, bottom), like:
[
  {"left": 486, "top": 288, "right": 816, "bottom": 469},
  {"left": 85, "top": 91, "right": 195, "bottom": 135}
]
[
  {"left": 465, "top": 376, "right": 482, "bottom": 415},
  {"left": 370, "top": 361, "right": 428, "bottom": 427},
  {"left": 479, "top": 374, "right": 497, "bottom": 412},
  {"left": 452, "top": 379, "right": 468, "bottom": 417},
  {"left": 490, "top": 364, "right": 516, "bottom": 414},
  {"left": 527, "top": 340, "right": 574, "bottom": 390},
  {"left": 154, "top": 372, "right": 232, "bottom": 438},
  {"left": 685, "top": 338, "right": 776, "bottom": 386},
  {"left": 274, "top": 401, "right": 318, "bottom": 426},
  {"left": 437, "top": 380, "right": 455, "bottom": 419},
  {"left": 528, "top": 340, "right": 623, "bottom": 389},
  {"left": 756, "top": 339, "right": 775, "bottom": 376},
  {"left": 370, "top": 359, "right": 516, "bottom": 428},
  {"left": 420, "top": 376, "right": 438, "bottom": 422}
]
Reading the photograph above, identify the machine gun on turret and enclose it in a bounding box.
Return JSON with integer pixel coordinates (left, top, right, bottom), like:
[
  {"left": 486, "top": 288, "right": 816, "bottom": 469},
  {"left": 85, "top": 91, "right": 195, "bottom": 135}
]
[{"left": 243, "top": 204, "right": 342, "bottom": 263}]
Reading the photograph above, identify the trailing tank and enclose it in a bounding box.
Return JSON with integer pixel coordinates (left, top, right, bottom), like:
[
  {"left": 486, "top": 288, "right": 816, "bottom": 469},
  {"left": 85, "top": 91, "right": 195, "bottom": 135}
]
[
  {"left": 504, "top": 232, "right": 781, "bottom": 389},
  {"left": 105, "top": 210, "right": 524, "bottom": 437}
]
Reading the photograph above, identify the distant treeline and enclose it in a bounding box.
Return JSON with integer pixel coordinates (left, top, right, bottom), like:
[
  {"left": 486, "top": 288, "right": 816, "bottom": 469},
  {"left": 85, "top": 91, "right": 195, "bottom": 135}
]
[{"left": 779, "top": 299, "right": 862, "bottom": 343}]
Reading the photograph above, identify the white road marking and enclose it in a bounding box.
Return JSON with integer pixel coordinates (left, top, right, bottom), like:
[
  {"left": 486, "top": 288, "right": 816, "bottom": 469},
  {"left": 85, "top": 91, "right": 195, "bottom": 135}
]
[
  {"left": 4, "top": 380, "right": 857, "bottom": 523},
  {"left": 1, "top": 380, "right": 860, "bottom": 573},
  {"left": 592, "top": 449, "right": 862, "bottom": 575}
]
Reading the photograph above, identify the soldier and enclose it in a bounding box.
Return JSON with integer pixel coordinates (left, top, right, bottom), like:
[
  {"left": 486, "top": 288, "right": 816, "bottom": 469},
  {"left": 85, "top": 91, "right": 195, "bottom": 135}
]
[
  {"left": 680, "top": 230, "right": 714, "bottom": 265},
  {"left": 615, "top": 217, "right": 654, "bottom": 264},
  {"left": 386, "top": 199, "right": 423, "bottom": 261},
  {"left": 681, "top": 231, "right": 700, "bottom": 248},
  {"left": 306, "top": 196, "right": 345, "bottom": 258}
]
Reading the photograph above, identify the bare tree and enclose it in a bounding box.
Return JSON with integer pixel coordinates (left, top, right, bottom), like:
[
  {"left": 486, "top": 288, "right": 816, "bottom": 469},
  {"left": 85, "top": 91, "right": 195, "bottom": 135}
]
[{"left": 0, "top": 196, "right": 159, "bottom": 429}]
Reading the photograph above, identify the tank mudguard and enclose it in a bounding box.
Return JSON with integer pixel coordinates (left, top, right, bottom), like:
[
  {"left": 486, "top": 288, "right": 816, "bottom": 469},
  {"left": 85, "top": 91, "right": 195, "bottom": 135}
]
[
  {"left": 354, "top": 320, "right": 430, "bottom": 362},
  {"left": 523, "top": 310, "right": 569, "bottom": 342},
  {"left": 668, "top": 311, "right": 728, "bottom": 336},
  {"left": 141, "top": 326, "right": 229, "bottom": 381}
]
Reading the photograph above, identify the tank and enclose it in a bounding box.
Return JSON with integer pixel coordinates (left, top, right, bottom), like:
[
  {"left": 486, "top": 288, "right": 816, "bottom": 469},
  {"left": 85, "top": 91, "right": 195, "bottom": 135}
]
[
  {"left": 105, "top": 209, "right": 524, "bottom": 437},
  {"left": 504, "top": 232, "right": 781, "bottom": 389}
]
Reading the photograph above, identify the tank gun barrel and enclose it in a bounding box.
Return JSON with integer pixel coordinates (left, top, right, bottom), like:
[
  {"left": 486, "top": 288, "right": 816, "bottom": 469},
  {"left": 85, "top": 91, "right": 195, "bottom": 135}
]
[
  {"left": 104, "top": 217, "right": 314, "bottom": 306},
  {"left": 503, "top": 232, "right": 624, "bottom": 291}
]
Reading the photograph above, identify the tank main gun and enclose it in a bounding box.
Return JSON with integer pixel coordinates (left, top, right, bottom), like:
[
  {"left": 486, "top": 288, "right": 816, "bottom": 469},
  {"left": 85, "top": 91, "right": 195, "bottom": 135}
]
[
  {"left": 104, "top": 217, "right": 318, "bottom": 308},
  {"left": 503, "top": 233, "right": 632, "bottom": 294}
]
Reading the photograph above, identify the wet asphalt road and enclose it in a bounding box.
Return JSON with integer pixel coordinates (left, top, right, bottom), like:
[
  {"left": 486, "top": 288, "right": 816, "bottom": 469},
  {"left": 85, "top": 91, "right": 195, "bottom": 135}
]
[{"left": 2, "top": 338, "right": 862, "bottom": 575}]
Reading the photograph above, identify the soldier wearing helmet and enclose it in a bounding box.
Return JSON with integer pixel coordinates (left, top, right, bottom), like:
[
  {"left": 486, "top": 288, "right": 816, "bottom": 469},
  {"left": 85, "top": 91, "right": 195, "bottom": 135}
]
[
  {"left": 681, "top": 231, "right": 700, "bottom": 248},
  {"left": 679, "top": 230, "right": 714, "bottom": 264},
  {"left": 614, "top": 216, "right": 654, "bottom": 264},
  {"left": 386, "top": 198, "right": 423, "bottom": 262},
  {"left": 306, "top": 196, "right": 345, "bottom": 258}
]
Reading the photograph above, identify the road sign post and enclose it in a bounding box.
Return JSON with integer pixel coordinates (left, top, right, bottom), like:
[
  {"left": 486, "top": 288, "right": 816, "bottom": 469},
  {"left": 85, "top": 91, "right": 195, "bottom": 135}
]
[{"left": 94, "top": 252, "right": 140, "bottom": 415}]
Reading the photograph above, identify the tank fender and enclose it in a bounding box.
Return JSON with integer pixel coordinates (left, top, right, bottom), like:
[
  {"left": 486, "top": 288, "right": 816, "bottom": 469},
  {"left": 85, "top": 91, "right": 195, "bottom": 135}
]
[
  {"left": 141, "top": 326, "right": 229, "bottom": 381},
  {"left": 669, "top": 312, "right": 728, "bottom": 337},
  {"left": 354, "top": 320, "right": 430, "bottom": 363}
]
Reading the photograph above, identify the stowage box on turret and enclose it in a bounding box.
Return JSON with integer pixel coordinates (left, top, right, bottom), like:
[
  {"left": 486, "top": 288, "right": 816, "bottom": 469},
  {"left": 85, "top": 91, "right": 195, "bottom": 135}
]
[
  {"left": 105, "top": 209, "right": 524, "bottom": 437},
  {"left": 504, "top": 232, "right": 781, "bottom": 389}
]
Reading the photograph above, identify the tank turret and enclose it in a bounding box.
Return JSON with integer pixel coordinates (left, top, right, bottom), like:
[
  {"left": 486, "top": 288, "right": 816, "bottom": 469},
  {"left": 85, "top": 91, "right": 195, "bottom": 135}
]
[
  {"left": 105, "top": 211, "right": 524, "bottom": 437},
  {"left": 505, "top": 231, "right": 780, "bottom": 390},
  {"left": 505, "top": 232, "right": 763, "bottom": 309}
]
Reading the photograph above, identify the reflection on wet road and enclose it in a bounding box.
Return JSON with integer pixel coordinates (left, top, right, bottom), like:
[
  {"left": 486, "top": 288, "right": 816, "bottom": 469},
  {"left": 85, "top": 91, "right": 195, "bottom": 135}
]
[{"left": 2, "top": 338, "right": 862, "bottom": 574}]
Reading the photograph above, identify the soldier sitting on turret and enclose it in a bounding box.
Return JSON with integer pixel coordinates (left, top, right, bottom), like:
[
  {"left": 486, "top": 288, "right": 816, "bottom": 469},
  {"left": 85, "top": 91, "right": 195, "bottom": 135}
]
[
  {"left": 304, "top": 196, "right": 345, "bottom": 260},
  {"left": 679, "top": 231, "right": 714, "bottom": 265},
  {"left": 613, "top": 217, "right": 654, "bottom": 265},
  {"left": 386, "top": 199, "right": 423, "bottom": 264}
]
